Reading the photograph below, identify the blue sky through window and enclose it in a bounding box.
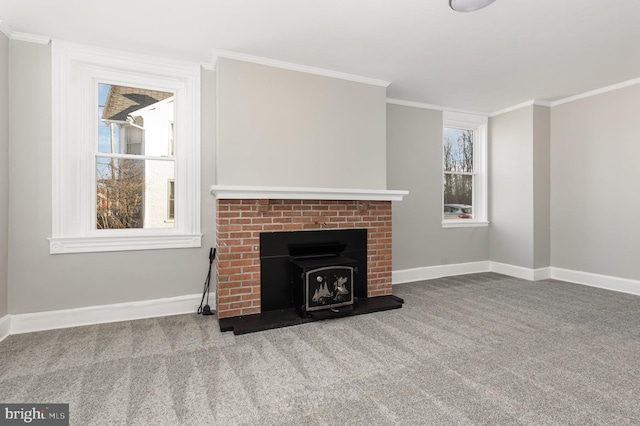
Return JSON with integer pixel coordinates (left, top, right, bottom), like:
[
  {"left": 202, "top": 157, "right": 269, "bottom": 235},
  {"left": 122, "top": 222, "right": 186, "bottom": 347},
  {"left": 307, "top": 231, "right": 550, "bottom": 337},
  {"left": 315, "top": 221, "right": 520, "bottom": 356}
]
[{"left": 97, "top": 83, "right": 119, "bottom": 153}]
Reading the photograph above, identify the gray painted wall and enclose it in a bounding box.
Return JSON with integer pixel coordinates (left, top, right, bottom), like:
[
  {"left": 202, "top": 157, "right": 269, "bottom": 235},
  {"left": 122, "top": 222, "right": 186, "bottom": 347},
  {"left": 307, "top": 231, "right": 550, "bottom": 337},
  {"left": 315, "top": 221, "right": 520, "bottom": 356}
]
[
  {"left": 7, "top": 41, "right": 217, "bottom": 314},
  {"left": 387, "top": 104, "right": 489, "bottom": 271},
  {"left": 0, "top": 33, "right": 9, "bottom": 318},
  {"left": 489, "top": 106, "right": 535, "bottom": 269},
  {"left": 489, "top": 105, "right": 551, "bottom": 270},
  {"left": 5, "top": 35, "right": 636, "bottom": 318},
  {"left": 551, "top": 85, "right": 640, "bottom": 280},
  {"left": 216, "top": 58, "right": 387, "bottom": 189},
  {"left": 532, "top": 105, "right": 550, "bottom": 269}
]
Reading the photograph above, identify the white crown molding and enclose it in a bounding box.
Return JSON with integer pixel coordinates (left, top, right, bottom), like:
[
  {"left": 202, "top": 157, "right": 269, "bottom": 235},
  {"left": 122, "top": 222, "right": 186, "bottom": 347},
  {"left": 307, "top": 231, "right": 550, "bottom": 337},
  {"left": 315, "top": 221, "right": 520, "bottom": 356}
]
[
  {"left": 489, "top": 99, "right": 551, "bottom": 117},
  {"left": 211, "top": 185, "right": 408, "bottom": 202},
  {"left": 213, "top": 49, "right": 391, "bottom": 88},
  {"left": 201, "top": 62, "right": 215, "bottom": 71},
  {"left": 390, "top": 73, "right": 640, "bottom": 115},
  {"left": 489, "top": 76, "right": 640, "bottom": 114},
  {"left": 11, "top": 31, "right": 50, "bottom": 44},
  {"left": 9, "top": 293, "right": 207, "bottom": 335},
  {"left": 392, "top": 73, "right": 640, "bottom": 117},
  {"left": 0, "top": 21, "right": 12, "bottom": 38},
  {"left": 0, "top": 315, "right": 10, "bottom": 343},
  {"left": 386, "top": 98, "right": 487, "bottom": 116},
  {"left": 549, "top": 76, "right": 640, "bottom": 107}
]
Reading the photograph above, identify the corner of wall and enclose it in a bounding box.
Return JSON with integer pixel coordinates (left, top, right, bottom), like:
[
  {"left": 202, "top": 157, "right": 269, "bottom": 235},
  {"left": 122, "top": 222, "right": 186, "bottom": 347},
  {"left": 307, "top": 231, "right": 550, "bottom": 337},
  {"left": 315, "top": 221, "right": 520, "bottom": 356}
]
[
  {"left": 0, "top": 315, "right": 10, "bottom": 342},
  {"left": 532, "top": 105, "right": 551, "bottom": 269},
  {"left": 0, "top": 28, "right": 10, "bottom": 319}
]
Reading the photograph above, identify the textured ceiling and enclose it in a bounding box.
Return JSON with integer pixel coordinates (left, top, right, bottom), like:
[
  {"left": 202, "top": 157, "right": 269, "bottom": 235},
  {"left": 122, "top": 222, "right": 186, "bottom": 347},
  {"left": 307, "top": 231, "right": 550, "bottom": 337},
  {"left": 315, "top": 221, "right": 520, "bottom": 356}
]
[{"left": 1, "top": 0, "right": 639, "bottom": 113}]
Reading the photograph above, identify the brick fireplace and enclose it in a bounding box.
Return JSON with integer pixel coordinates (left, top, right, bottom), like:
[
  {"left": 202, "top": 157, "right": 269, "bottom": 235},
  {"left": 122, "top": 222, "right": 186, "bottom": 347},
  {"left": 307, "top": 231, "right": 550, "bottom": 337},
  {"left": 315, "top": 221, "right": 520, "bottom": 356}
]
[{"left": 211, "top": 186, "right": 408, "bottom": 320}]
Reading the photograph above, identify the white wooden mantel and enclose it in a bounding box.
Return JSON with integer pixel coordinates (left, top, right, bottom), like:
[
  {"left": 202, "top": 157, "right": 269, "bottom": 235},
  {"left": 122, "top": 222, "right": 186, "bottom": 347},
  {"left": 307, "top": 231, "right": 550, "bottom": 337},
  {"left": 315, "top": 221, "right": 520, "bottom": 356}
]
[{"left": 210, "top": 185, "right": 408, "bottom": 201}]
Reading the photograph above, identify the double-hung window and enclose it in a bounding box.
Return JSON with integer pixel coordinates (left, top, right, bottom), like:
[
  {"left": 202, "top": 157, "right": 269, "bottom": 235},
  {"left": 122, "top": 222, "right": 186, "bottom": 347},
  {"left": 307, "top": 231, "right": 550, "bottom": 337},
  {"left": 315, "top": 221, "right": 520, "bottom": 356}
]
[
  {"left": 442, "top": 111, "right": 488, "bottom": 227},
  {"left": 50, "top": 41, "right": 201, "bottom": 253}
]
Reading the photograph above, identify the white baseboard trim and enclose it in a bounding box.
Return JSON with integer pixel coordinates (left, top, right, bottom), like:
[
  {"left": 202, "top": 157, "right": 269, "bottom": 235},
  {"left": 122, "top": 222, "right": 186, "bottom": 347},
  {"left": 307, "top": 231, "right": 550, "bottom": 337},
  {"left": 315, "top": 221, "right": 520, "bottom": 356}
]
[
  {"left": 392, "top": 261, "right": 640, "bottom": 298},
  {"left": 490, "top": 261, "right": 535, "bottom": 280},
  {"left": 550, "top": 267, "right": 640, "bottom": 297},
  {"left": 4, "top": 265, "right": 638, "bottom": 338},
  {"left": 392, "top": 261, "right": 491, "bottom": 284},
  {"left": 489, "top": 262, "right": 550, "bottom": 281},
  {"left": 0, "top": 315, "right": 10, "bottom": 342},
  {"left": 10, "top": 293, "right": 207, "bottom": 335},
  {"left": 393, "top": 262, "right": 552, "bottom": 284},
  {"left": 534, "top": 267, "right": 552, "bottom": 281}
]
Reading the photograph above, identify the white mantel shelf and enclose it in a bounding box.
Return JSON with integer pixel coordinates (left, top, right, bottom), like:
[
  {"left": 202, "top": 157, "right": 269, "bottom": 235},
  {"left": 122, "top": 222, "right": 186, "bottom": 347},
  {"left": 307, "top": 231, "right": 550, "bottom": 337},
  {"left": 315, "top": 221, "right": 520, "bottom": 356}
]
[{"left": 210, "top": 185, "right": 409, "bottom": 201}]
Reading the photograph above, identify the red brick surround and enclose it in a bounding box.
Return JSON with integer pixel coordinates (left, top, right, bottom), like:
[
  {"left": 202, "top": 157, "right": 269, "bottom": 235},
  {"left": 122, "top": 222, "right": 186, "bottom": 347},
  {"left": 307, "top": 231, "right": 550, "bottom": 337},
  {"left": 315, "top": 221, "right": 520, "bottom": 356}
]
[{"left": 216, "top": 199, "right": 392, "bottom": 319}]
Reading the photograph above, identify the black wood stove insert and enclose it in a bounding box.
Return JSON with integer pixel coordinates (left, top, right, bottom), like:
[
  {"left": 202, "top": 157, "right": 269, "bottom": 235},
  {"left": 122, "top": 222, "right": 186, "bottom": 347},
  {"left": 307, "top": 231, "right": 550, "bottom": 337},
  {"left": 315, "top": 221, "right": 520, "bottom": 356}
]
[
  {"left": 260, "top": 229, "right": 368, "bottom": 313},
  {"left": 290, "top": 241, "right": 357, "bottom": 315},
  {"left": 218, "top": 229, "right": 403, "bottom": 334}
]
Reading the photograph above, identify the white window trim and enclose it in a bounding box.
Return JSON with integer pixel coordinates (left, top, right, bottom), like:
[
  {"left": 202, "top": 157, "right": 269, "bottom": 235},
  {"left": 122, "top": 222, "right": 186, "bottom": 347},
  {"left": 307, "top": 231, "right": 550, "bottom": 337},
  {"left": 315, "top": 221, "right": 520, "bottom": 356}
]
[
  {"left": 49, "top": 41, "right": 202, "bottom": 254},
  {"left": 442, "top": 111, "right": 489, "bottom": 228}
]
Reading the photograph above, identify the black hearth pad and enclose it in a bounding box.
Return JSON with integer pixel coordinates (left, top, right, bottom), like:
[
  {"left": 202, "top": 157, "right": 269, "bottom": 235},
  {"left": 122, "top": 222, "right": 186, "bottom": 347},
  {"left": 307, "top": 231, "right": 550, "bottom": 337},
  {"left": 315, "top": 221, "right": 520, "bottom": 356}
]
[{"left": 218, "top": 295, "right": 404, "bottom": 335}]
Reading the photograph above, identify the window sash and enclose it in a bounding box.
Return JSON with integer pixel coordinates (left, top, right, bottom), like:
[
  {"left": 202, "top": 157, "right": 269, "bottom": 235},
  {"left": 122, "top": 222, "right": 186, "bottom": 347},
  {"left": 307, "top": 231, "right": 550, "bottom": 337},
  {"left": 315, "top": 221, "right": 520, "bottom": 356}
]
[
  {"left": 50, "top": 40, "right": 202, "bottom": 254},
  {"left": 442, "top": 112, "right": 488, "bottom": 227},
  {"left": 95, "top": 153, "right": 176, "bottom": 162},
  {"left": 444, "top": 171, "right": 474, "bottom": 176},
  {"left": 168, "top": 180, "right": 175, "bottom": 221}
]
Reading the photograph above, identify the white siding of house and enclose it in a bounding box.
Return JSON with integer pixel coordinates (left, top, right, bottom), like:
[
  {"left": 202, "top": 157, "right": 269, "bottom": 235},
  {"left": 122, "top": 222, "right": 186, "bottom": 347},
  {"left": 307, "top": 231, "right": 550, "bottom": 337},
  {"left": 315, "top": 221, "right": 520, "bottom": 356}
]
[{"left": 133, "top": 99, "right": 175, "bottom": 228}]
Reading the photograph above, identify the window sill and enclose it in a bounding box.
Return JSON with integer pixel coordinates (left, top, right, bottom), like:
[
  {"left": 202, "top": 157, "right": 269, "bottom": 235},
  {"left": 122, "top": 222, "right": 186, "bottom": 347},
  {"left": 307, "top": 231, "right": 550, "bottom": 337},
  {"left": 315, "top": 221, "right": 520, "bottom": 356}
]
[
  {"left": 48, "top": 233, "right": 202, "bottom": 254},
  {"left": 442, "top": 221, "right": 490, "bottom": 229}
]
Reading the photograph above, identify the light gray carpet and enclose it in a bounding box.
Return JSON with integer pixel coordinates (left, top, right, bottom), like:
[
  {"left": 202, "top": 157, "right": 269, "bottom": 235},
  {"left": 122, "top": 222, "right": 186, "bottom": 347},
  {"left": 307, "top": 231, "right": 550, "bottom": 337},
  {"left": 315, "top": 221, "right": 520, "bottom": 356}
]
[{"left": 2, "top": 273, "right": 640, "bottom": 425}]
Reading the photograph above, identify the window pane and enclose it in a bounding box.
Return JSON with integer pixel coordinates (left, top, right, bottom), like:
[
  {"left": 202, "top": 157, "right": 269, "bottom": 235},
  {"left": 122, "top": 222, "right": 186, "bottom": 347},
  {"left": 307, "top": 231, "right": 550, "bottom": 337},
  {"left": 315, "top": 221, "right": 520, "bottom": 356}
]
[
  {"left": 168, "top": 122, "right": 175, "bottom": 157},
  {"left": 444, "top": 174, "right": 473, "bottom": 219},
  {"left": 98, "top": 83, "right": 174, "bottom": 156},
  {"left": 96, "top": 158, "right": 175, "bottom": 229},
  {"left": 444, "top": 128, "right": 473, "bottom": 173},
  {"left": 168, "top": 180, "right": 175, "bottom": 220}
]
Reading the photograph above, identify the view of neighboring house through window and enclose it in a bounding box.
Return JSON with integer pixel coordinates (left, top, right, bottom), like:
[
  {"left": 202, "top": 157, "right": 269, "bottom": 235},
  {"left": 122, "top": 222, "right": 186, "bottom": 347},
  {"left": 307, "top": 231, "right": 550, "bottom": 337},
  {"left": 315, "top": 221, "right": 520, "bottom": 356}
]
[
  {"left": 168, "top": 122, "right": 175, "bottom": 157},
  {"left": 167, "top": 179, "right": 175, "bottom": 221},
  {"left": 443, "top": 127, "right": 474, "bottom": 220},
  {"left": 97, "top": 83, "right": 175, "bottom": 229},
  {"left": 50, "top": 41, "right": 201, "bottom": 254}
]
